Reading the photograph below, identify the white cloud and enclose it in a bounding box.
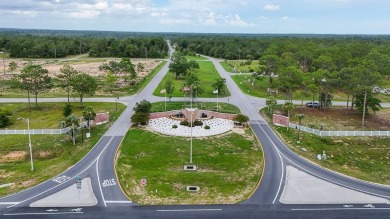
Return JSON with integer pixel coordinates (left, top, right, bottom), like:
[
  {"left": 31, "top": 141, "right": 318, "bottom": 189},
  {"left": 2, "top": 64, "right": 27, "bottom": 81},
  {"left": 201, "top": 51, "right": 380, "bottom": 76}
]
[
  {"left": 281, "top": 16, "right": 288, "bottom": 20},
  {"left": 225, "top": 14, "right": 254, "bottom": 27},
  {"left": 159, "top": 18, "right": 190, "bottom": 25},
  {"left": 8, "top": 10, "right": 38, "bottom": 17},
  {"left": 112, "top": 3, "right": 133, "bottom": 11},
  {"left": 264, "top": 4, "right": 280, "bottom": 11},
  {"left": 77, "top": 1, "right": 109, "bottom": 11},
  {"left": 69, "top": 10, "right": 101, "bottom": 19}
]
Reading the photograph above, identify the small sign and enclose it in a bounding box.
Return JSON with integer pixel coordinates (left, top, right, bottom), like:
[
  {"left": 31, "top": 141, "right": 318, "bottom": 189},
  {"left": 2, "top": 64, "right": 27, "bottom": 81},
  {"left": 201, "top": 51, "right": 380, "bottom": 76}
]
[
  {"left": 86, "top": 133, "right": 91, "bottom": 138},
  {"left": 140, "top": 179, "right": 147, "bottom": 187}
]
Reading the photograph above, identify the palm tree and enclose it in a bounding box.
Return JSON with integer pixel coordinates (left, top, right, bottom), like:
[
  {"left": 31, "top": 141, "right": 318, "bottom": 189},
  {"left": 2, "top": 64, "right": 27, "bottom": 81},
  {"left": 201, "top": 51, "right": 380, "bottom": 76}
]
[
  {"left": 282, "top": 102, "right": 295, "bottom": 130},
  {"left": 60, "top": 114, "right": 80, "bottom": 145},
  {"left": 265, "top": 96, "right": 277, "bottom": 117},
  {"left": 83, "top": 106, "right": 96, "bottom": 134}
]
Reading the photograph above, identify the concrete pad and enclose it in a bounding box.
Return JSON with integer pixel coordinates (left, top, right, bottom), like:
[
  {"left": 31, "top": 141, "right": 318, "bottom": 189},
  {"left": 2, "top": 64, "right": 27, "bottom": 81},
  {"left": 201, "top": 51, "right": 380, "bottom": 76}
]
[
  {"left": 280, "top": 166, "right": 390, "bottom": 204},
  {"left": 30, "top": 178, "right": 98, "bottom": 207}
]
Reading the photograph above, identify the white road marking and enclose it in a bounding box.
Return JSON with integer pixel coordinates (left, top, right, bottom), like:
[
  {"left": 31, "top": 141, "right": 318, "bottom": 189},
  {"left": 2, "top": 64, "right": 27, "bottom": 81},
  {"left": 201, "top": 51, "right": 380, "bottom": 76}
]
[
  {"left": 157, "top": 209, "right": 222, "bottom": 212},
  {"left": 258, "top": 123, "right": 390, "bottom": 201},
  {"left": 0, "top": 202, "right": 20, "bottom": 205},
  {"left": 255, "top": 122, "right": 285, "bottom": 204},
  {"left": 7, "top": 136, "right": 114, "bottom": 209},
  {"left": 96, "top": 158, "right": 106, "bottom": 207},
  {"left": 4, "top": 212, "right": 83, "bottom": 216},
  {"left": 105, "top": 200, "right": 133, "bottom": 203},
  {"left": 291, "top": 208, "right": 390, "bottom": 211}
]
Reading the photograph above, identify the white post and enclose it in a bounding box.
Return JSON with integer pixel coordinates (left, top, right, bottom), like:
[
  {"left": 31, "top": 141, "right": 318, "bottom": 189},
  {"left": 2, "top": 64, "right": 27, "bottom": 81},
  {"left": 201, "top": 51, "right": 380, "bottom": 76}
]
[
  {"left": 165, "top": 91, "right": 167, "bottom": 111},
  {"left": 217, "top": 91, "right": 219, "bottom": 110},
  {"left": 27, "top": 119, "right": 34, "bottom": 171},
  {"left": 190, "top": 110, "right": 193, "bottom": 164}
]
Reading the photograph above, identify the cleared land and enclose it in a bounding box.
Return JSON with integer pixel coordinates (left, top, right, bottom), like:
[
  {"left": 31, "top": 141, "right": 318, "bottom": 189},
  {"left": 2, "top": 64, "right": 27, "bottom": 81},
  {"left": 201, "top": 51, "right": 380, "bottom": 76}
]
[
  {"left": 0, "top": 102, "right": 126, "bottom": 196},
  {"left": 0, "top": 56, "right": 165, "bottom": 97},
  {"left": 220, "top": 60, "right": 259, "bottom": 73},
  {"left": 116, "top": 128, "right": 262, "bottom": 205},
  {"left": 151, "top": 101, "right": 240, "bottom": 114},
  {"left": 153, "top": 61, "right": 230, "bottom": 98},
  {"left": 231, "top": 75, "right": 390, "bottom": 102},
  {"left": 262, "top": 107, "right": 390, "bottom": 184}
]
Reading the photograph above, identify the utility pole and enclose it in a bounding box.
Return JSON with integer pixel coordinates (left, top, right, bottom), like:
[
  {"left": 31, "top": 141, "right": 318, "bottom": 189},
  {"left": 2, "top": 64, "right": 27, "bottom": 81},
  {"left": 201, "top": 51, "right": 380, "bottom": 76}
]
[{"left": 18, "top": 117, "right": 33, "bottom": 171}]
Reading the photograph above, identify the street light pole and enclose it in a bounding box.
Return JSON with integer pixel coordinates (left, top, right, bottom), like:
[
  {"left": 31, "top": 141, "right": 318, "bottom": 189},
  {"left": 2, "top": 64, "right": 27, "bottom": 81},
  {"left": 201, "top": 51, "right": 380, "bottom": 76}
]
[
  {"left": 116, "top": 97, "right": 119, "bottom": 111},
  {"left": 190, "top": 109, "right": 193, "bottom": 164},
  {"left": 18, "top": 117, "right": 33, "bottom": 171}
]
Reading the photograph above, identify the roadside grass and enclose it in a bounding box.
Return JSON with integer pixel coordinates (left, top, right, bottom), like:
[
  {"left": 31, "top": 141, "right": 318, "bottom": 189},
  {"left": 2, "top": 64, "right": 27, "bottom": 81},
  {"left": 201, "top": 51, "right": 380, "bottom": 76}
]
[
  {"left": 0, "top": 103, "right": 126, "bottom": 197},
  {"left": 0, "top": 102, "right": 126, "bottom": 129},
  {"left": 116, "top": 128, "right": 262, "bottom": 205},
  {"left": 184, "top": 56, "right": 208, "bottom": 61},
  {"left": 231, "top": 75, "right": 390, "bottom": 102},
  {"left": 154, "top": 61, "right": 230, "bottom": 98},
  {"left": 220, "top": 60, "right": 259, "bottom": 73},
  {"left": 151, "top": 101, "right": 240, "bottom": 114},
  {"left": 270, "top": 105, "right": 390, "bottom": 131},
  {"left": 0, "top": 60, "right": 166, "bottom": 98},
  {"left": 260, "top": 108, "right": 390, "bottom": 185}
]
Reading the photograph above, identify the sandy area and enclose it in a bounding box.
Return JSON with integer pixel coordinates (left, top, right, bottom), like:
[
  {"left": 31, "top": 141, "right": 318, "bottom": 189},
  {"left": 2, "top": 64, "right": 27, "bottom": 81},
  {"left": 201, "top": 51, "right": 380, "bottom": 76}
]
[{"left": 0, "top": 57, "right": 162, "bottom": 83}]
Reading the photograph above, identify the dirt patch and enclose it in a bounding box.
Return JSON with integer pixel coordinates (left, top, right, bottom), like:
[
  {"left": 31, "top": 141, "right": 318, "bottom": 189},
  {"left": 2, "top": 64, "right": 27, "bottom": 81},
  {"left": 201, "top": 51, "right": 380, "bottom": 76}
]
[
  {"left": 0, "top": 151, "right": 27, "bottom": 162},
  {"left": 38, "top": 150, "right": 51, "bottom": 158},
  {"left": 232, "top": 127, "right": 245, "bottom": 135},
  {"left": 20, "top": 179, "right": 36, "bottom": 187}
]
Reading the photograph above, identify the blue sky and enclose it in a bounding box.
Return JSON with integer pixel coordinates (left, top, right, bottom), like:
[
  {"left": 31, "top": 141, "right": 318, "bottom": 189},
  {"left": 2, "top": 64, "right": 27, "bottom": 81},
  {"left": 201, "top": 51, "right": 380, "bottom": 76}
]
[{"left": 0, "top": 0, "right": 389, "bottom": 34}]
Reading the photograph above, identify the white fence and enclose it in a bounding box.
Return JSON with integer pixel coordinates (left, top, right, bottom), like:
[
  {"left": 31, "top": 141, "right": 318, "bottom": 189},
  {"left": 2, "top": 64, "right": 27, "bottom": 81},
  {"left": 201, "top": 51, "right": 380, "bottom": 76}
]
[
  {"left": 0, "top": 127, "right": 71, "bottom": 135},
  {"left": 289, "top": 123, "right": 390, "bottom": 137}
]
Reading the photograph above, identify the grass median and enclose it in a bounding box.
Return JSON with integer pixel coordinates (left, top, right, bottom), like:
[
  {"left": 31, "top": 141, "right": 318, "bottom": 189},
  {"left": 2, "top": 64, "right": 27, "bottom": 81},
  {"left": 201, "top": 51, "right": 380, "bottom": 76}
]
[{"left": 116, "top": 128, "right": 263, "bottom": 205}]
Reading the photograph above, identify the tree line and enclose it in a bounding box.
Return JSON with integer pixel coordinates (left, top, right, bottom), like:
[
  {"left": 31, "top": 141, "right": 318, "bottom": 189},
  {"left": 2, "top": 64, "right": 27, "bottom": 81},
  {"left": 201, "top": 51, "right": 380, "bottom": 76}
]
[
  {"left": 173, "top": 36, "right": 390, "bottom": 127},
  {"left": 0, "top": 34, "right": 168, "bottom": 58}
]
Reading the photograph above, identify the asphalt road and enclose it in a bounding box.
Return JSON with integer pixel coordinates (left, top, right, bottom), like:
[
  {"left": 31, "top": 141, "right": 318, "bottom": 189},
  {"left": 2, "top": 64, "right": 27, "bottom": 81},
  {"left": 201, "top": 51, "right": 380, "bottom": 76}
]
[{"left": 1, "top": 42, "right": 389, "bottom": 218}]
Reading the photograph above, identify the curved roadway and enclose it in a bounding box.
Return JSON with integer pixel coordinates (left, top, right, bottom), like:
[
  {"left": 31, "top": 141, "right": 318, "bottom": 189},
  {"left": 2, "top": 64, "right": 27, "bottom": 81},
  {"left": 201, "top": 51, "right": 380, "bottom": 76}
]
[{"left": 0, "top": 42, "right": 389, "bottom": 218}]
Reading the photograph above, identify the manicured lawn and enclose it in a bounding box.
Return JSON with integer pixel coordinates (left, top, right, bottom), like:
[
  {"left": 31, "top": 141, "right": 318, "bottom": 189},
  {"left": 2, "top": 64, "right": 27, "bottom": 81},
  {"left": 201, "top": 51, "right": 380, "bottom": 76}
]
[
  {"left": 0, "top": 102, "right": 126, "bottom": 129},
  {"left": 151, "top": 101, "right": 240, "bottom": 114},
  {"left": 220, "top": 60, "right": 259, "bottom": 73},
  {"left": 0, "top": 102, "right": 126, "bottom": 197},
  {"left": 261, "top": 108, "right": 390, "bottom": 185},
  {"left": 154, "top": 61, "right": 230, "bottom": 98},
  {"left": 116, "top": 128, "right": 262, "bottom": 204}
]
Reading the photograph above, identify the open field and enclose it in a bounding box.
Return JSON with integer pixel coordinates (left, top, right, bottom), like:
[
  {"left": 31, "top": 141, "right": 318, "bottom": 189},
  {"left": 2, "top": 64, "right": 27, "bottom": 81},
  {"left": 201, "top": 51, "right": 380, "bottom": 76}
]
[
  {"left": 261, "top": 107, "right": 390, "bottom": 184},
  {"left": 0, "top": 102, "right": 126, "bottom": 129},
  {"left": 153, "top": 61, "right": 230, "bottom": 98},
  {"left": 0, "top": 56, "right": 165, "bottom": 98},
  {"left": 184, "top": 55, "right": 208, "bottom": 61},
  {"left": 151, "top": 101, "right": 240, "bottom": 114},
  {"left": 0, "top": 102, "right": 126, "bottom": 197},
  {"left": 116, "top": 128, "right": 262, "bottom": 205},
  {"left": 220, "top": 60, "right": 259, "bottom": 73},
  {"left": 231, "top": 75, "right": 390, "bottom": 102}
]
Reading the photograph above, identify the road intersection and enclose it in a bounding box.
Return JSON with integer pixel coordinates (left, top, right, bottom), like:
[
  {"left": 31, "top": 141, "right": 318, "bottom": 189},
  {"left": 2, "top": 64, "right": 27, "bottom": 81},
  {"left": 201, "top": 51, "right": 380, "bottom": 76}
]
[{"left": 0, "top": 43, "right": 389, "bottom": 218}]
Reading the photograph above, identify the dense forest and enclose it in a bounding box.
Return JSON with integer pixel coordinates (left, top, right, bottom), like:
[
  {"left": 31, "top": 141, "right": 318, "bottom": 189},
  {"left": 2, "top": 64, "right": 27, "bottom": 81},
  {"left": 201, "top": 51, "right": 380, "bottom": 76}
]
[{"left": 0, "top": 30, "right": 168, "bottom": 58}]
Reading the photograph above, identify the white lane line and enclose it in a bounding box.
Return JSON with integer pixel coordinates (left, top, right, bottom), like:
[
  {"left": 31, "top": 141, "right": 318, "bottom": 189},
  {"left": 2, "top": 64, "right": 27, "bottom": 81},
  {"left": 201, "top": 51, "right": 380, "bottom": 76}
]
[
  {"left": 258, "top": 123, "right": 390, "bottom": 201},
  {"left": 292, "top": 208, "right": 390, "bottom": 211},
  {"left": 96, "top": 158, "right": 106, "bottom": 207},
  {"left": 7, "top": 136, "right": 114, "bottom": 209},
  {"left": 0, "top": 202, "right": 20, "bottom": 205},
  {"left": 255, "top": 122, "right": 285, "bottom": 204},
  {"left": 4, "top": 212, "right": 83, "bottom": 216},
  {"left": 105, "top": 200, "right": 133, "bottom": 203},
  {"left": 157, "top": 209, "right": 222, "bottom": 212},
  {"left": 279, "top": 152, "right": 390, "bottom": 200}
]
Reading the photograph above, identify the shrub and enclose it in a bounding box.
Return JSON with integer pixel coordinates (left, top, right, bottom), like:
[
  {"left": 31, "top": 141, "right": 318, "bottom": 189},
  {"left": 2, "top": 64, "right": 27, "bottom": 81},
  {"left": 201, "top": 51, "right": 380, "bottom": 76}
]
[
  {"left": 172, "top": 124, "right": 178, "bottom": 128},
  {"left": 63, "top": 103, "right": 72, "bottom": 117},
  {"left": 204, "top": 125, "right": 210, "bottom": 129},
  {"left": 180, "top": 120, "right": 189, "bottom": 126},
  {"left": 0, "top": 113, "right": 12, "bottom": 128},
  {"left": 194, "top": 120, "right": 203, "bottom": 126}
]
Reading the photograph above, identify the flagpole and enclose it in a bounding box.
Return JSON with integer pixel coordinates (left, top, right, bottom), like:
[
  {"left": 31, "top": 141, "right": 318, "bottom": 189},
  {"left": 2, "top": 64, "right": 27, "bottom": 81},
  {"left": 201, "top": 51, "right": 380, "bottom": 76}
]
[{"left": 165, "top": 91, "right": 166, "bottom": 111}]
